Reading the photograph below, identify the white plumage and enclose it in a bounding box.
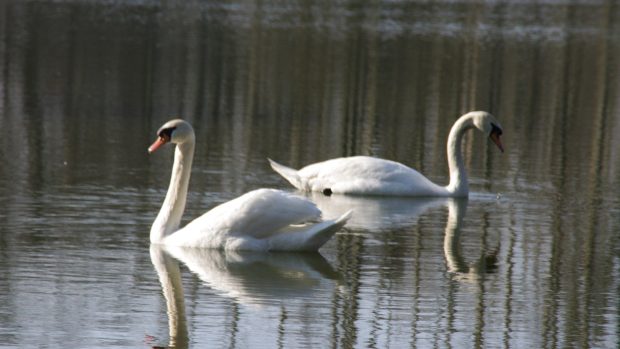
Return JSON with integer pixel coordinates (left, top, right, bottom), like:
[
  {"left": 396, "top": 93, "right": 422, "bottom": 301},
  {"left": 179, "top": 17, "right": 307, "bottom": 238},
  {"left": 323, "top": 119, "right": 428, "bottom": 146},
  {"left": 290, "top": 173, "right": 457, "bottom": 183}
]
[
  {"left": 148, "top": 119, "right": 350, "bottom": 251},
  {"left": 166, "top": 189, "right": 350, "bottom": 250},
  {"left": 270, "top": 111, "right": 504, "bottom": 197},
  {"left": 270, "top": 156, "right": 445, "bottom": 196}
]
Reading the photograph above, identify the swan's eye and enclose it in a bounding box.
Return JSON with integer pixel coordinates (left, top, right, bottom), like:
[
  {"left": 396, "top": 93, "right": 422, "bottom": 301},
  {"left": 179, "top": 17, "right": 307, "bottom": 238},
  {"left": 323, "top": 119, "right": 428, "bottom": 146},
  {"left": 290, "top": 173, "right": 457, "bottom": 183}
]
[{"left": 157, "top": 126, "right": 177, "bottom": 141}]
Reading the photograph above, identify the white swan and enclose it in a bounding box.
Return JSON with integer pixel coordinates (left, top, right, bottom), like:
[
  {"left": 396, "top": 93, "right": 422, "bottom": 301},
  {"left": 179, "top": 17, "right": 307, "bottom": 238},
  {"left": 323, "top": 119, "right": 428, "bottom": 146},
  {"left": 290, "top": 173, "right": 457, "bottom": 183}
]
[
  {"left": 269, "top": 111, "right": 504, "bottom": 197},
  {"left": 148, "top": 119, "right": 351, "bottom": 251}
]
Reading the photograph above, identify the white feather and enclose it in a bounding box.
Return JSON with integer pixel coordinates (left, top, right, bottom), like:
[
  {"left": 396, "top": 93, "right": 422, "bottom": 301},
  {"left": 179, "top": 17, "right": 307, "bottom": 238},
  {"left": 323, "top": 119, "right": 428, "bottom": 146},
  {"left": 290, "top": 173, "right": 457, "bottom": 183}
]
[
  {"left": 269, "top": 111, "right": 504, "bottom": 197},
  {"left": 149, "top": 120, "right": 350, "bottom": 251}
]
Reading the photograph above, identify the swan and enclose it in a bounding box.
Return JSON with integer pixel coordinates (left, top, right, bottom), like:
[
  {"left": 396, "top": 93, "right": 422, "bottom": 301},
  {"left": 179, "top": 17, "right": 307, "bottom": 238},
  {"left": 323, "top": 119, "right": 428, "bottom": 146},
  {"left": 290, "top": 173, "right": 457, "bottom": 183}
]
[
  {"left": 148, "top": 119, "right": 351, "bottom": 251},
  {"left": 269, "top": 111, "right": 504, "bottom": 197}
]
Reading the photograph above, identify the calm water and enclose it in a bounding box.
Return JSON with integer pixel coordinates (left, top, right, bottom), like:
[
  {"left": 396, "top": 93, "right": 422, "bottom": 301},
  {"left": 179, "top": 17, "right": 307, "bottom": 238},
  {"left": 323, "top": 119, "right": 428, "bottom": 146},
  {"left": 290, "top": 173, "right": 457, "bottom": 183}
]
[{"left": 1, "top": 0, "right": 619, "bottom": 348}]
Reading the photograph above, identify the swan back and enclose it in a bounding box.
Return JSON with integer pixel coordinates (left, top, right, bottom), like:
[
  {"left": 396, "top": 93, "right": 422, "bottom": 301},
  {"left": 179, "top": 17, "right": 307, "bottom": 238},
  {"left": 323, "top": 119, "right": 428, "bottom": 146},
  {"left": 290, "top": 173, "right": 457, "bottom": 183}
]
[
  {"left": 271, "top": 156, "right": 448, "bottom": 196},
  {"left": 182, "top": 189, "right": 321, "bottom": 239},
  {"left": 163, "top": 189, "right": 349, "bottom": 251}
]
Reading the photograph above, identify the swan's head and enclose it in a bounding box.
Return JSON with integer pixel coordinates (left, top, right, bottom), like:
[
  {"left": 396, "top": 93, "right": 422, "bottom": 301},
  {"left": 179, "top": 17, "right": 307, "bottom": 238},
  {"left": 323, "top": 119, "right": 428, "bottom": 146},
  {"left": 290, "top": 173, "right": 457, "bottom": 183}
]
[
  {"left": 469, "top": 111, "right": 504, "bottom": 153},
  {"left": 148, "top": 119, "right": 195, "bottom": 153}
]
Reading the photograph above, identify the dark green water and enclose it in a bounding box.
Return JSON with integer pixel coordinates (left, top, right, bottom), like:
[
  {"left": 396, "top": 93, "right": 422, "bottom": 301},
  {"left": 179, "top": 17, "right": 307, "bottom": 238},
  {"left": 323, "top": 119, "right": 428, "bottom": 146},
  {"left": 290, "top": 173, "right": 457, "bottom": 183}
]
[{"left": 0, "top": 1, "right": 618, "bottom": 348}]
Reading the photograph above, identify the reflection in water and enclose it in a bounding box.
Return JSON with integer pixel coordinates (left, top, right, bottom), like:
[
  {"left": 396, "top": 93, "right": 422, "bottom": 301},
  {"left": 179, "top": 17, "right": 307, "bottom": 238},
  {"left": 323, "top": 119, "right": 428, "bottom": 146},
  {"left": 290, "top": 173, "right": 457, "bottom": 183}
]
[
  {"left": 149, "top": 244, "right": 342, "bottom": 347},
  {"left": 1, "top": 1, "right": 619, "bottom": 348},
  {"left": 308, "top": 191, "right": 448, "bottom": 230},
  {"left": 310, "top": 193, "right": 499, "bottom": 282},
  {"left": 443, "top": 198, "right": 498, "bottom": 282},
  {"left": 163, "top": 245, "right": 340, "bottom": 306},
  {"left": 150, "top": 246, "right": 189, "bottom": 349}
]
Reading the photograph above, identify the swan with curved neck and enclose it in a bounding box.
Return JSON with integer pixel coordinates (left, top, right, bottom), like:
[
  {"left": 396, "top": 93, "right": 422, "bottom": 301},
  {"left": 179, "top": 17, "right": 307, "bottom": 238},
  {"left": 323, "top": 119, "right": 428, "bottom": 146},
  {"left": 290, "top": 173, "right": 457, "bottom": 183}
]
[
  {"left": 269, "top": 111, "right": 503, "bottom": 197},
  {"left": 148, "top": 119, "right": 350, "bottom": 251}
]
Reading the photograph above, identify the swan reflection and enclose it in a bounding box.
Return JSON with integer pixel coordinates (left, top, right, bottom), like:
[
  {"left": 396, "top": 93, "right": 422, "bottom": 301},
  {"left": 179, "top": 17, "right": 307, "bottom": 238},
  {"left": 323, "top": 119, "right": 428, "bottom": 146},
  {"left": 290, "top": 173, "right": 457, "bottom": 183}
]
[
  {"left": 443, "top": 198, "right": 499, "bottom": 282},
  {"left": 310, "top": 193, "right": 498, "bottom": 281},
  {"left": 150, "top": 245, "right": 341, "bottom": 347},
  {"left": 307, "top": 192, "right": 448, "bottom": 230},
  {"left": 164, "top": 245, "right": 340, "bottom": 305},
  {"left": 150, "top": 246, "right": 189, "bottom": 349}
]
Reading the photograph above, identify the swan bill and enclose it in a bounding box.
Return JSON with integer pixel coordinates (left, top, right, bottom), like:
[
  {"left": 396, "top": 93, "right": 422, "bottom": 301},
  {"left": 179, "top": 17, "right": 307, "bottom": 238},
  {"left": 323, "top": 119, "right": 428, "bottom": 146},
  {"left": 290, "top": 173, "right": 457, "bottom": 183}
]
[
  {"left": 489, "top": 123, "right": 504, "bottom": 153},
  {"left": 489, "top": 133, "right": 503, "bottom": 153},
  {"left": 148, "top": 137, "right": 167, "bottom": 154},
  {"left": 149, "top": 126, "right": 176, "bottom": 153}
]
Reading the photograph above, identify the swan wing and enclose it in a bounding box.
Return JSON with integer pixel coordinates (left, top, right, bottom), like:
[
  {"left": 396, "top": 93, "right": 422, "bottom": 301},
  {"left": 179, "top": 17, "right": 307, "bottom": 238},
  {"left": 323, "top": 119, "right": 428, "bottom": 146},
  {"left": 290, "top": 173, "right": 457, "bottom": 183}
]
[
  {"left": 165, "top": 189, "right": 350, "bottom": 251},
  {"left": 268, "top": 158, "right": 303, "bottom": 190},
  {"left": 180, "top": 189, "right": 322, "bottom": 239}
]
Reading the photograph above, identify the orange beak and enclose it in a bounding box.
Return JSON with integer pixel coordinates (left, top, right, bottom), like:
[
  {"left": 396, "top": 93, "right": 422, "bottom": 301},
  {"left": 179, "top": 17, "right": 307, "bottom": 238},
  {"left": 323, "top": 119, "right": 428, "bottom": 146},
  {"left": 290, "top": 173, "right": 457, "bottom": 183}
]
[
  {"left": 490, "top": 132, "right": 504, "bottom": 153},
  {"left": 148, "top": 137, "right": 167, "bottom": 154}
]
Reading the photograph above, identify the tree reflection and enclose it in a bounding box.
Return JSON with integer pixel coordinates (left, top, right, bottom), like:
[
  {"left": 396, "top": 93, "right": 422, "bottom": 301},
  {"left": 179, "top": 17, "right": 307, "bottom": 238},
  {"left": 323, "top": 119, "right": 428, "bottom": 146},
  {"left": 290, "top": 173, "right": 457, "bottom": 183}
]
[{"left": 1, "top": 1, "right": 618, "bottom": 348}]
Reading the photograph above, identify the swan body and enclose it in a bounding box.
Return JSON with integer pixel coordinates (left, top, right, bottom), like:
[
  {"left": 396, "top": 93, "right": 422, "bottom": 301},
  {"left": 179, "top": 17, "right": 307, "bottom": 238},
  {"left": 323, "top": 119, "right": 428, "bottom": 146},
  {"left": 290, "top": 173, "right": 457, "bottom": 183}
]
[
  {"left": 148, "top": 119, "right": 350, "bottom": 251},
  {"left": 269, "top": 111, "right": 504, "bottom": 197}
]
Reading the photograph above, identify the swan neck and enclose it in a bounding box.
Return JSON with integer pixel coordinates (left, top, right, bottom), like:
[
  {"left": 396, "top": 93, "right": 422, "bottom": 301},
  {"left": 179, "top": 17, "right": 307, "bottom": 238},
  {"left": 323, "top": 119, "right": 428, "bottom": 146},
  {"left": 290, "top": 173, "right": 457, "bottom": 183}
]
[
  {"left": 151, "top": 140, "right": 195, "bottom": 242},
  {"left": 445, "top": 118, "right": 472, "bottom": 196}
]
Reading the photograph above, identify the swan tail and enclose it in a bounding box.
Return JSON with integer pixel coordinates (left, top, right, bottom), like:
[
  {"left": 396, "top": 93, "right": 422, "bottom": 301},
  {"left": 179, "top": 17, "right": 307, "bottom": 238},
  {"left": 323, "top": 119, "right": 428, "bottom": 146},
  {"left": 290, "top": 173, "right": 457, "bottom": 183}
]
[
  {"left": 333, "top": 209, "right": 353, "bottom": 226},
  {"left": 268, "top": 158, "right": 304, "bottom": 190},
  {"left": 269, "top": 210, "right": 352, "bottom": 252},
  {"left": 305, "top": 210, "right": 352, "bottom": 250}
]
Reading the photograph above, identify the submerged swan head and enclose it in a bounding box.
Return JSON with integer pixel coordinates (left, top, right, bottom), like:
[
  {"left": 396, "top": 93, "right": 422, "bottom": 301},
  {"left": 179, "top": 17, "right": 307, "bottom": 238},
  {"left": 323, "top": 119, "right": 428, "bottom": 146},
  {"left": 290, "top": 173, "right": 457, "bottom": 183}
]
[
  {"left": 468, "top": 111, "right": 504, "bottom": 152},
  {"left": 148, "top": 119, "right": 195, "bottom": 153}
]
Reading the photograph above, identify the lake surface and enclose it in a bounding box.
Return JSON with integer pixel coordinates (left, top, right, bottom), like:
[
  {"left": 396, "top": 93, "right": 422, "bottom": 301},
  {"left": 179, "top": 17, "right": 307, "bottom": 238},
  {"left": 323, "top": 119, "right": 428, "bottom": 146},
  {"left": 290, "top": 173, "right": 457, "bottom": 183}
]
[{"left": 1, "top": 0, "right": 619, "bottom": 348}]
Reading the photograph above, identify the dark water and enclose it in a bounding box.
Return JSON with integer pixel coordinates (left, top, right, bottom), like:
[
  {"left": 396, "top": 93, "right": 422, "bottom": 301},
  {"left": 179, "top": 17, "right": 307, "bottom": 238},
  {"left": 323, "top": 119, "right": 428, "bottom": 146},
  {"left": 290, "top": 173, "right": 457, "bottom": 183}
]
[{"left": 1, "top": 1, "right": 619, "bottom": 348}]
